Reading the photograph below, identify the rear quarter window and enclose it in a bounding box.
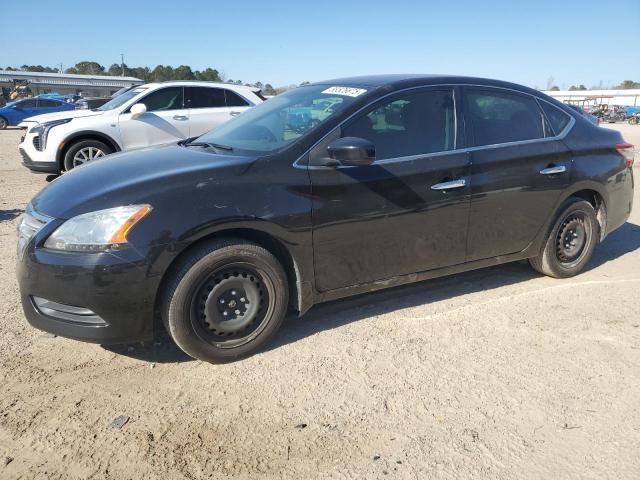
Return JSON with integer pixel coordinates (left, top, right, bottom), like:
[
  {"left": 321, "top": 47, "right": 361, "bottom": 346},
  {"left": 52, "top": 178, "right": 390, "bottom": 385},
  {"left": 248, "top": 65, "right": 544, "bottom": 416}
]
[
  {"left": 225, "top": 90, "right": 250, "bottom": 107},
  {"left": 539, "top": 101, "right": 572, "bottom": 136}
]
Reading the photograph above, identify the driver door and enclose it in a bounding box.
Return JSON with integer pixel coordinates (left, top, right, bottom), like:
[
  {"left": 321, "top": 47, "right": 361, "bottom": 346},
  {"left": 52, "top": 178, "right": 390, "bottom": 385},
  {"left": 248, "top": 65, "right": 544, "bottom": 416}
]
[
  {"left": 310, "top": 87, "right": 471, "bottom": 292},
  {"left": 118, "top": 86, "right": 190, "bottom": 150}
]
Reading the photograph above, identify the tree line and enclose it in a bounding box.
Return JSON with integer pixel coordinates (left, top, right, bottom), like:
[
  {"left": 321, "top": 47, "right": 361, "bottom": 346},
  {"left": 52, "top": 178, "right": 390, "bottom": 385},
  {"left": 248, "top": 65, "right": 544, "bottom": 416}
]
[
  {"left": 3, "top": 62, "right": 305, "bottom": 96},
  {"left": 546, "top": 78, "right": 640, "bottom": 91}
]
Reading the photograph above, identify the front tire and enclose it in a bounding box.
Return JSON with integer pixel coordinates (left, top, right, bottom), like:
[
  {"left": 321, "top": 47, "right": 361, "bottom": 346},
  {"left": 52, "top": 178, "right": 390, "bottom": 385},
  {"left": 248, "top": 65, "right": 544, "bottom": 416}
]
[
  {"left": 529, "top": 198, "right": 599, "bottom": 278},
  {"left": 63, "top": 139, "right": 112, "bottom": 171},
  {"left": 162, "top": 239, "right": 289, "bottom": 363},
  {"left": 0, "top": 117, "right": 7, "bottom": 129}
]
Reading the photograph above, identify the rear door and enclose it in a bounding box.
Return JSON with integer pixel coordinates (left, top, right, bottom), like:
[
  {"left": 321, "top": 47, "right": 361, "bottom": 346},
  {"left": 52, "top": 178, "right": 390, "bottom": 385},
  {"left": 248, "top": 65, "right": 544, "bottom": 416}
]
[
  {"left": 185, "top": 87, "right": 253, "bottom": 137},
  {"left": 184, "top": 86, "right": 231, "bottom": 137},
  {"left": 462, "top": 87, "right": 573, "bottom": 261},
  {"left": 118, "top": 86, "right": 190, "bottom": 150},
  {"left": 310, "top": 86, "right": 471, "bottom": 292}
]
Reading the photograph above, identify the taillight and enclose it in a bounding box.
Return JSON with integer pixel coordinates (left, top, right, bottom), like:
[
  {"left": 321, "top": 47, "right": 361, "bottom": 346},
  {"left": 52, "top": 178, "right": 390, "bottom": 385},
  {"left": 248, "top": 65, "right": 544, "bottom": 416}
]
[{"left": 616, "top": 143, "right": 635, "bottom": 168}]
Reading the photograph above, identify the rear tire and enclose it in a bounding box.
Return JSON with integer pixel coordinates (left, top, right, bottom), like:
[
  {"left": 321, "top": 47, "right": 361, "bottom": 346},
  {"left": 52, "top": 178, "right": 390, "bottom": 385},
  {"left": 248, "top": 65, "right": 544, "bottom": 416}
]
[
  {"left": 63, "top": 139, "right": 112, "bottom": 171},
  {"left": 162, "top": 239, "right": 289, "bottom": 363},
  {"left": 529, "top": 198, "right": 599, "bottom": 278},
  {"left": 0, "top": 117, "right": 7, "bottom": 129}
]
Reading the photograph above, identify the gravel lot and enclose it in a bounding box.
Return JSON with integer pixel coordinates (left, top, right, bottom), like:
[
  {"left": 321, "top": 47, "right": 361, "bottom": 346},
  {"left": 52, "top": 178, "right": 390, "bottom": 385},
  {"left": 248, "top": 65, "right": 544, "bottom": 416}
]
[{"left": 1, "top": 125, "right": 639, "bottom": 480}]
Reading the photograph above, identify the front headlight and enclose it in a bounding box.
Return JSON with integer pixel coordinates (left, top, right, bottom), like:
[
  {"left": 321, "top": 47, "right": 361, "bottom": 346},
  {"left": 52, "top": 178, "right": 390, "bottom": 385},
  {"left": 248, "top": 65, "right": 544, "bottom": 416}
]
[
  {"left": 31, "top": 118, "right": 72, "bottom": 150},
  {"left": 44, "top": 205, "right": 152, "bottom": 252}
]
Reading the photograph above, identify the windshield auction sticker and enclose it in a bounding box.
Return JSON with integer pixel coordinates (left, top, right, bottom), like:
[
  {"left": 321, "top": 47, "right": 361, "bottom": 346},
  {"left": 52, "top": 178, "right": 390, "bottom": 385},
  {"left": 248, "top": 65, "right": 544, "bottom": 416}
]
[{"left": 321, "top": 86, "right": 367, "bottom": 97}]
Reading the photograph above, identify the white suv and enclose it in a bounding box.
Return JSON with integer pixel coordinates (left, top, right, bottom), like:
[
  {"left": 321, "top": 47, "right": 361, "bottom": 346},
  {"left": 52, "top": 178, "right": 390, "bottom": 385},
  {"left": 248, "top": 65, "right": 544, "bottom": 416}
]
[{"left": 18, "top": 81, "right": 264, "bottom": 174}]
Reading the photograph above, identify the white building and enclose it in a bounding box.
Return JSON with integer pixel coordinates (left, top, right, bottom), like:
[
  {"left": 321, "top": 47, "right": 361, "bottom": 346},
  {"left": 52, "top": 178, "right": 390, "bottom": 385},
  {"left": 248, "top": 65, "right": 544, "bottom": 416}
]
[
  {"left": 542, "top": 89, "right": 640, "bottom": 107},
  {"left": 0, "top": 70, "right": 143, "bottom": 98}
]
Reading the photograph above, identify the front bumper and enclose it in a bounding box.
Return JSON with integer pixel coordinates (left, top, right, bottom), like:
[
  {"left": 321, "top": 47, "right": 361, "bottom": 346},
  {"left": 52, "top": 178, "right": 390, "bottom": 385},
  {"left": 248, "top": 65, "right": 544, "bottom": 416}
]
[
  {"left": 18, "top": 243, "right": 159, "bottom": 344},
  {"left": 20, "top": 147, "right": 60, "bottom": 174},
  {"left": 18, "top": 124, "right": 60, "bottom": 174}
]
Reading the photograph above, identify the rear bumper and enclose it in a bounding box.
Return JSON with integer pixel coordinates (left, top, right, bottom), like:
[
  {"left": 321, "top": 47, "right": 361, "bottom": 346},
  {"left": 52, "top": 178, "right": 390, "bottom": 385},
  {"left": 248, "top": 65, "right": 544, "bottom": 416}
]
[
  {"left": 18, "top": 246, "right": 159, "bottom": 344},
  {"left": 20, "top": 147, "right": 59, "bottom": 174}
]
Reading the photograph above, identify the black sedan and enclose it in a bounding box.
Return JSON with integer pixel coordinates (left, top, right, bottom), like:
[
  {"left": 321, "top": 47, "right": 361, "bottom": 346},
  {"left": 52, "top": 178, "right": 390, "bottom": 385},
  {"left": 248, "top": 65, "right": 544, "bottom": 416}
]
[{"left": 17, "top": 75, "right": 635, "bottom": 362}]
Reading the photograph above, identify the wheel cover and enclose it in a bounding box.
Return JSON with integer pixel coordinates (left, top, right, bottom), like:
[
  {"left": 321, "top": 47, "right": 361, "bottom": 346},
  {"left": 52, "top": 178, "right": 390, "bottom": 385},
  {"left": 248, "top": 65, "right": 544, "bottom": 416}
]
[
  {"left": 555, "top": 213, "right": 589, "bottom": 264},
  {"left": 0, "top": 118, "right": 6, "bottom": 128},
  {"left": 73, "top": 146, "right": 105, "bottom": 167},
  {"left": 190, "top": 264, "right": 273, "bottom": 348}
]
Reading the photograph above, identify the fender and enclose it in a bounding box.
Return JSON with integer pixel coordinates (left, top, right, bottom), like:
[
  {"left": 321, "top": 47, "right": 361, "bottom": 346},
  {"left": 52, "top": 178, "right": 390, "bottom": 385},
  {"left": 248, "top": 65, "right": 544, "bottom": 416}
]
[{"left": 151, "top": 217, "right": 315, "bottom": 317}]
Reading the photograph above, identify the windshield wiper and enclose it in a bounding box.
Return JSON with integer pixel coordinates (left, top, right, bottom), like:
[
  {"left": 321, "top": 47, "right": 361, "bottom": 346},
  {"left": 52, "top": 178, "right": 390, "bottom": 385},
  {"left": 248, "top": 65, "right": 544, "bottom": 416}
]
[{"left": 183, "top": 140, "right": 233, "bottom": 151}]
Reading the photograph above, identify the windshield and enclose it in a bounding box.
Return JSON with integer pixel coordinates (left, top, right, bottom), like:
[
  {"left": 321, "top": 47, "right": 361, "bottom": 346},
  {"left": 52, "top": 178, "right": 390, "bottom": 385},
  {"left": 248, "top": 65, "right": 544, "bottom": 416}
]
[
  {"left": 195, "top": 85, "right": 366, "bottom": 153},
  {"left": 95, "top": 86, "right": 147, "bottom": 111}
]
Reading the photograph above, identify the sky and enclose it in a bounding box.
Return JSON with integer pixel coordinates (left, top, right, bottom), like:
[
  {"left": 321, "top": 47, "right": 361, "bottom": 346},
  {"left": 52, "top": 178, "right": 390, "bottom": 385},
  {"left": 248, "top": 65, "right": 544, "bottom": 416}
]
[{"left": 3, "top": 0, "right": 639, "bottom": 89}]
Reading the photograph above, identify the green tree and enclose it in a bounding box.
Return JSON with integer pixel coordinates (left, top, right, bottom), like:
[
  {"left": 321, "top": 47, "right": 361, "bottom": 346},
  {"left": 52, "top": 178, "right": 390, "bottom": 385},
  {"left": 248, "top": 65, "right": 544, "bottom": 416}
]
[
  {"left": 66, "top": 61, "right": 105, "bottom": 75},
  {"left": 263, "top": 83, "right": 276, "bottom": 95},
  {"left": 195, "top": 68, "right": 221, "bottom": 81},
  {"left": 549, "top": 86, "right": 560, "bottom": 91},
  {"left": 150, "top": 65, "right": 174, "bottom": 82},
  {"left": 568, "top": 84, "right": 587, "bottom": 91},
  {"left": 615, "top": 80, "right": 640, "bottom": 89},
  {"left": 173, "top": 65, "right": 195, "bottom": 80}
]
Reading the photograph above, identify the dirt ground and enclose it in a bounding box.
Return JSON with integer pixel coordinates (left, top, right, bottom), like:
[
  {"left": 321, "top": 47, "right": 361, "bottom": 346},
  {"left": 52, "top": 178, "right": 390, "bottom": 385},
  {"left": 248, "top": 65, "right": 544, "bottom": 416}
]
[{"left": 0, "top": 125, "right": 639, "bottom": 480}]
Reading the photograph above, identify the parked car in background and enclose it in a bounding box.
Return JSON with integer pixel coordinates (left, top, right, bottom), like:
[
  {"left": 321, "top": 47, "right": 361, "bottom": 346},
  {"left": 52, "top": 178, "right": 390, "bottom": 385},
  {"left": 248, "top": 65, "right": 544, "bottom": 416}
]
[
  {"left": 17, "top": 81, "right": 264, "bottom": 173},
  {"left": 565, "top": 104, "right": 599, "bottom": 126},
  {"left": 16, "top": 75, "right": 635, "bottom": 363},
  {"left": 74, "top": 97, "right": 110, "bottom": 110},
  {"left": 0, "top": 98, "right": 75, "bottom": 129}
]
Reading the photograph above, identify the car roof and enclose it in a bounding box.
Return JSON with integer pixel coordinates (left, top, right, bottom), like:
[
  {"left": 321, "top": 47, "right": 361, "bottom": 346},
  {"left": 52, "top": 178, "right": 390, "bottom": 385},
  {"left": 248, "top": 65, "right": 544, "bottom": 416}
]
[
  {"left": 145, "top": 81, "right": 260, "bottom": 92},
  {"left": 311, "top": 74, "right": 542, "bottom": 96}
]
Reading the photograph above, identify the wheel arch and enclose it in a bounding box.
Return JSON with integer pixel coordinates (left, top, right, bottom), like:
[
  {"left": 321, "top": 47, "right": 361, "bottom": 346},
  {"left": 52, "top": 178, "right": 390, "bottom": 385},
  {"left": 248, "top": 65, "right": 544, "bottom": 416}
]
[
  {"left": 561, "top": 185, "right": 608, "bottom": 240},
  {"left": 154, "top": 227, "right": 307, "bottom": 327},
  {"left": 57, "top": 130, "right": 121, "bottom": 170}
]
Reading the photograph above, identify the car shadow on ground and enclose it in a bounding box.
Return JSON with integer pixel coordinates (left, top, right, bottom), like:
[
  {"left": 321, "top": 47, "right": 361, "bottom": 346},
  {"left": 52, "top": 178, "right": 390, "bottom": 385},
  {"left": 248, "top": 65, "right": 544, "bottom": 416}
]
[
  {"left": 104, "top": 222, "right": 640, "bottom": 363},
  {"left": 0, "top": 209, "right": 23, "bottom": 222}
]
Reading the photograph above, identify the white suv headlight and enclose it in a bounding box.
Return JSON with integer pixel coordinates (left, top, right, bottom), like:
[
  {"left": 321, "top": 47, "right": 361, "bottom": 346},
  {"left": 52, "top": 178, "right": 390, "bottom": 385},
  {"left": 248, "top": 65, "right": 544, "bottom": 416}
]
[
  {"left": 31, "top": 118, "right": 72, "bottom": 151},
  {"left": 44, "top": 205, "right": 152, "bottom": 252}
]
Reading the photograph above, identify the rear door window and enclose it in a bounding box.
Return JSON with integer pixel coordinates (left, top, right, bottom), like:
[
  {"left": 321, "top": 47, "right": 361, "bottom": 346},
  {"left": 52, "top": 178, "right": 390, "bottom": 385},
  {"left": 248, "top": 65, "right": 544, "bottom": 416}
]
[
  {"left": 539, "top": 100, "right": 572, "bottom": 136},
  {"left": 342, "top": 89, "right": 456, "bottom": 160},
  {"left": 464, "top": 89, "right": 546, "bottom": 147},
  {"left": 185, "top": 87, "right": 226, "bottom": 109},
  {"left": 38, "top": 99, "right": 61, "bottom": 108}
]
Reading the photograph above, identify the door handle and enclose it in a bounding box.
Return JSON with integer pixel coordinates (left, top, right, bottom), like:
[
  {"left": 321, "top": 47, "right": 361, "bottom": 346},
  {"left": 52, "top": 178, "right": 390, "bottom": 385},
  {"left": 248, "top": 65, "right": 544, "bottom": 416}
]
[
  {"left": 540, "top": 165, "right": 566, "bottom": 175},
  {"left": 431, "top": 179, "right": 466, "bottom": 190},
  {"left": 230, "top": 111, "right": 241, "bottom": 116},
  {"left": 173, "top": 115, "right": 188, "bottom": 121}
]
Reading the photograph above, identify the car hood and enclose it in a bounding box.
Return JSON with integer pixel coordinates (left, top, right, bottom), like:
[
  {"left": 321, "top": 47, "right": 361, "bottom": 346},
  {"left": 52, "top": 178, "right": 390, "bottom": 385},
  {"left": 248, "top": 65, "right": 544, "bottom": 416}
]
[
  {"left": 19, "top": 108, "right": 105, "bottom": 126},
  {"left": 31, "top": 144, "right": 257, "bottom": 219}
]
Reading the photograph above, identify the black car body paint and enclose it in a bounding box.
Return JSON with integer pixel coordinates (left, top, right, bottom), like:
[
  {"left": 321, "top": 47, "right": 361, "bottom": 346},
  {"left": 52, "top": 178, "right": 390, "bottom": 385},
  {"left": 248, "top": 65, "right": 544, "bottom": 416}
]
[{"left": 17, "top": 75, "right": 634, "bottom": 344}]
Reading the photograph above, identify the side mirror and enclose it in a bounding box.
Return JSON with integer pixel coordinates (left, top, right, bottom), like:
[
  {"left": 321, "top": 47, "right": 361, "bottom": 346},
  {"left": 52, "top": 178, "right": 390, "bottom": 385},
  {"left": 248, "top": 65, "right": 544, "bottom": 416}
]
[
  {"left": 327, "top": 137, "right": 375, "bottom": 166},
  {"left": 130, "top": 103, "right": 147, "bottom": 119}
]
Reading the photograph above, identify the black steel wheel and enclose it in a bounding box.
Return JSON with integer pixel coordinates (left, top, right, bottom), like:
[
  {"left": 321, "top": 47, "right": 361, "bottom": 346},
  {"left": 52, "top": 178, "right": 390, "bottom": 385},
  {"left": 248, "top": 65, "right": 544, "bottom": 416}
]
[
  {"left": 163, "top": 238, "right": 289, "bottom": 362},
  {"left": 529, "top": 198, "right": 599, "bottom": 278},
  {"left": 191, "top": 264, "right": 273, "bottom": 348}
]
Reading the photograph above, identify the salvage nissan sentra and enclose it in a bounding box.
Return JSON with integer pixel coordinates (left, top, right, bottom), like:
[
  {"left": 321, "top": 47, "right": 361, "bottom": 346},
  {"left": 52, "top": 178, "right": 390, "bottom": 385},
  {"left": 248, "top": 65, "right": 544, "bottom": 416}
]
[{"left": 17, "top": 75, "right": 635, "bottom": 363}]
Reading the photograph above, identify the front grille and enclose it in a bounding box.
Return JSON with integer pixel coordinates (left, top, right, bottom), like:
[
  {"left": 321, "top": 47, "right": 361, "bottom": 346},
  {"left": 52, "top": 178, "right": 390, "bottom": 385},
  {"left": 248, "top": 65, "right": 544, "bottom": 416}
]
[{"left": 32, "top": 135, "right": 42, "bottom": 151}]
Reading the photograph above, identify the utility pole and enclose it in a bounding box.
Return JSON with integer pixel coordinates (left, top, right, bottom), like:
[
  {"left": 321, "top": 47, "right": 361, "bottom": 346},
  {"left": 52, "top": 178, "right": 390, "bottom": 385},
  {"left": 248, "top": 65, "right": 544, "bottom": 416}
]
[
  {"left": 120, "top": 54, "right": 125, "bottom": 77},
  {"left": 59, "top": 63, "right": 63, "bottom": 74}
]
